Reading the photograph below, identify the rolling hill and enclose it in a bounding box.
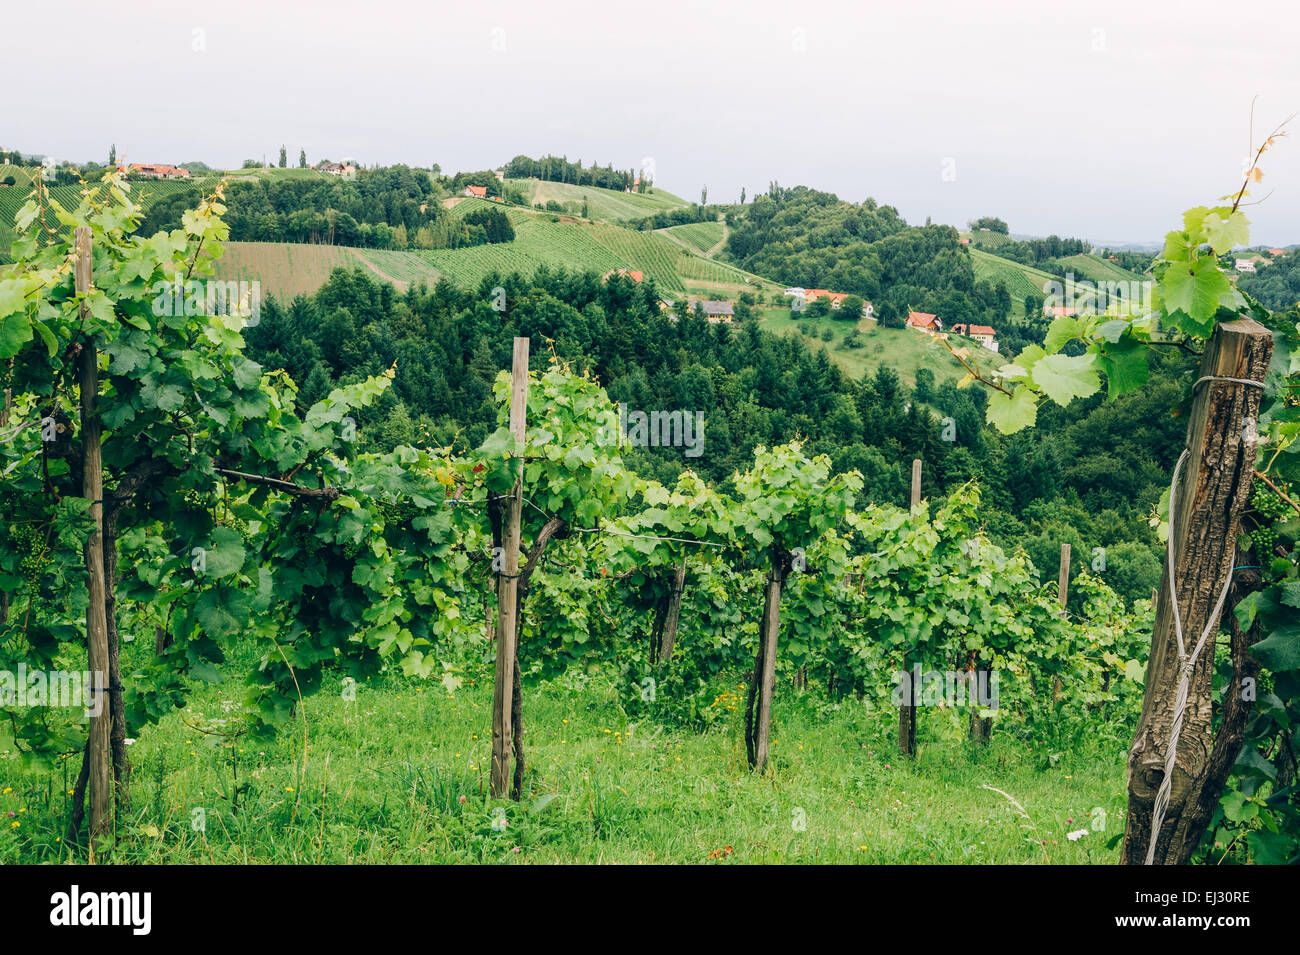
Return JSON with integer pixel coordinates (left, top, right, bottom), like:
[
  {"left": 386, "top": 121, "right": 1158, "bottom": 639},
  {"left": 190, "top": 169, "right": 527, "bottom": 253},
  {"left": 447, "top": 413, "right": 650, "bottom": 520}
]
[
  {"left": 211, "top": 201, "right": 777, "bottom": 301},
  {"left": 969, "top": 247, "right": 1059, "bottom": 306},
  {"left": 758, "top": 308, "right": 1002, "bottom": 386},
  {"left": 658, "top": 221, "right": 726, "bottom": 256},
  {"left": 508, "top": 178, "right": 689, "bottom": 221}
]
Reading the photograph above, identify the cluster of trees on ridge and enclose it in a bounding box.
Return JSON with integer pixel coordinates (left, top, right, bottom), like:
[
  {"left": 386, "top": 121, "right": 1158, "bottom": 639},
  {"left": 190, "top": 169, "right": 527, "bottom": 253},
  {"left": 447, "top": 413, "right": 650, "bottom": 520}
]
[
  {"left": 502, "top": 154, "right": 644, "bottom": 192},
  {"left": 137, "top": 165, "right": 514, "bottom": 251}
]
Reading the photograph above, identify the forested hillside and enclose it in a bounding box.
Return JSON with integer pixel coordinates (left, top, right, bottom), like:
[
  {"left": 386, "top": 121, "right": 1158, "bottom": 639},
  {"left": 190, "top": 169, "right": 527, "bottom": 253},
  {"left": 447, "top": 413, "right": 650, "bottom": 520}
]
[{"left": 244, "top": 264, "right": 1179, "bottom": 604}]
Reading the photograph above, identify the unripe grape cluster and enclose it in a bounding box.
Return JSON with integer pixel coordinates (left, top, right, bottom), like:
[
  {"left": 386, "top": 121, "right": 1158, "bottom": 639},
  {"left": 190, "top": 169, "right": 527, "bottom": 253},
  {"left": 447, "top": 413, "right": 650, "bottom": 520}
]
[{"left": 1249, "top": 481, "right": 1292, "bottom": 562}]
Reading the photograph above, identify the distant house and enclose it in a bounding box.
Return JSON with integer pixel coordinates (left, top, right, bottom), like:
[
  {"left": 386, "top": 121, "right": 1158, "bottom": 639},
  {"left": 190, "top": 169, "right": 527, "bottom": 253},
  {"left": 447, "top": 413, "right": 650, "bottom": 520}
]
[
  {"left": 906, "top": 311, "right": 942, "bottom": 333},
  {"left": 688, "top": 299, "right": 734, "bottom": 323},
  {"left": 1235, "top": 258, "right": 1257, "bottom": 273},
  {"left": 951, "top": 323, "right": 999, "bottom": 353},
  {"left": 316, "top": 161, "right": 357, "bottom": 177},
  {"left": 958, "top": 237, "right": 970, "bottom": 245},
  {"left": 121, "top": 162, "right": 190, "bottom": 180},
  {"left": 803, "top": 289, "right": 848, "bottom": 309},
  {"left": 1045, "top": 305, "right": 1077, "bottom": 318},
  {"left": 1267, "top": 248, "right": 1287, "bottom": 257},
  {"left": 494, "top": 169, "right": 505, "bottom": 182},
  {"left": 794, "top": 288, "right": 870, "bottom": 314},
  {"left": 603, "top": 268, "right": 644, "bottom": 283},
  {"left": 464, "top": 185, "right": 488, "bottom": 198}
]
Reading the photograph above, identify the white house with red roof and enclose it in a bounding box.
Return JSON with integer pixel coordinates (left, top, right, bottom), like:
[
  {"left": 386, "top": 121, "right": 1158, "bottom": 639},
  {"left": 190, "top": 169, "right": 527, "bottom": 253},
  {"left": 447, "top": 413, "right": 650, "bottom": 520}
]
[
  {"left": 951, "top": 323, "right": 999, "bottom": 353},
  {"left": 906, "top": 311, "right": 942, "bottom": 333}
]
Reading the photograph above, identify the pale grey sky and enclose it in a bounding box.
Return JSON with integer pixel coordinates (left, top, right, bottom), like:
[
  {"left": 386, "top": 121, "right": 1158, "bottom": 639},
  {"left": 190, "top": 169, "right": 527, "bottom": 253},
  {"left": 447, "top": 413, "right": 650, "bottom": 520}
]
[{"left": 5, "top": 0, "right": 1299, "bottom": 244}]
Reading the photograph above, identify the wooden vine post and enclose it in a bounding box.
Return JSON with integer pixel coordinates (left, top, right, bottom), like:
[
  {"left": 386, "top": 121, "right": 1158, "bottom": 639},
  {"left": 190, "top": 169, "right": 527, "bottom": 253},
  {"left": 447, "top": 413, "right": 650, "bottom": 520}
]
[
  {"left": 490, "top": 337, "right": 528, "bottom": 799},
  {"left": 747, "top": 550, "right": 790, "bottom": 773},
  {"left": 656, "top": 559, "right": 688, "bottom": 665},
  {"left": 76, "top": 227, "right": 113, "bottom": 855},
  {"left": 1053, "top": 543, "right": 1069, "bottom": 703},
  {"left": 1121, "top": 317, "right": 1272, "bottom": 865},
  {"left": 898, "top": 458, "right": 922, "bottom": 756}
]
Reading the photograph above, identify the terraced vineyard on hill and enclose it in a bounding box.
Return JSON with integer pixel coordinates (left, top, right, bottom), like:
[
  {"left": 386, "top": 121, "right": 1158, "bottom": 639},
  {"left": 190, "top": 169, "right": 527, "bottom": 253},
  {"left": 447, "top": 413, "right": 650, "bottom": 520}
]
[
  {"left": 969, "top": 247, "right": 1059, "bottom": 303},
  {"left": 1054, "top": 252, "right": 1148, "bottom": 285},
  {"left": 509, "top": 178, "right": 689, "bottom": 221},
  {"left": 659, "top": 221, "right": 725, "bottom": 255}
]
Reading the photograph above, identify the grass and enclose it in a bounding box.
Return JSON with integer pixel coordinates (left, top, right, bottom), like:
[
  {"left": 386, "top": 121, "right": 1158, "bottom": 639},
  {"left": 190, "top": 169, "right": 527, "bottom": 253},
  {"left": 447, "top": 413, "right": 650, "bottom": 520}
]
[
  {"left": 509, "top": 179, "right": 689, "bottom": 222},
  {"left": 213, "top": 242, "right": 371, "bottom": 299},
  {"left": 758, "top": 310, "right": 999, "bottom": 387},
  {"left": 0, "top": 659, "right": 1127, "bottom": 864}
]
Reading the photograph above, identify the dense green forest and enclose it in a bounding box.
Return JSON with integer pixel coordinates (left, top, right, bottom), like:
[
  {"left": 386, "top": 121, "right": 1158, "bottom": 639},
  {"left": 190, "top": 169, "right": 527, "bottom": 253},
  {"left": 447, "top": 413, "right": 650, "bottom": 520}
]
[
  {"left": 1239, "top": 251, "right": 1300, "bottom": 310},
  {"left": 245, "top": 263, "right": 1179, "bottom": 606}
]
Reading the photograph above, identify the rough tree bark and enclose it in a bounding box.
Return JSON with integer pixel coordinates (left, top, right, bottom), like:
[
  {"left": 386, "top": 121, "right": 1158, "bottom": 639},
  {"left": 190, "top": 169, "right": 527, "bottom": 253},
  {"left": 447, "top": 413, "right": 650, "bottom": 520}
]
[
  {"left": 745, "top": 550, "right": 789, "bottom": 773},
  {"left": 75, "top": 227, "right": 114, "bottom": 856},
  {"left": 656, "top": 560, "right": 687, "bottom": 666},
  {"left": 1161, "top": 560, "right": 1264, "bottom": 863},
  {"left": 1121, "top": 317, "right": 1272, "bottom": 865}
]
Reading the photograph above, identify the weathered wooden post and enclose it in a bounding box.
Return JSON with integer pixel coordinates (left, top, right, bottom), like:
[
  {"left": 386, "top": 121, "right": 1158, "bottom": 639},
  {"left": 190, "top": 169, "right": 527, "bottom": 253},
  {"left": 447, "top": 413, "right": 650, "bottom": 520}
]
[
  {"left": 1122, "top": 318, "right": 1272, "bottom": 865},
  {"left": 490, "top": 337, "right": 528, "bottom": 799},
  {"left": 1053, "top": 543, "right": 1070, "bottom": 703},
  {"left": 656, "top": 559, "right": 687, "bottom": 665},
  {"left": 75, "top": 227, "right": 113, "bottom": 856},
  {"left": 751, "top": 560, "right": 787, "bottom": 773},
  {"left": 898, "top": 459, "right": 922, "bottom": 756}
]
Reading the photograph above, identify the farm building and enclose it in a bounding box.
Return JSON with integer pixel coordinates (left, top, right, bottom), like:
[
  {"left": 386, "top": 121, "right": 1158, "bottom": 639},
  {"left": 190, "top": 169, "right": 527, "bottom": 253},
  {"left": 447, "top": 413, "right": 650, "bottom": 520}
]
[
  {"left": 464, "top": 185, "right": 488, "bottom": 198},
  {"left": 950, "top": 323, "right": 999, "bottom": 353},
  {"left": 1044, "top": 305, "right": 1077, "bottom": 318},
  {"left": 119, "top": 162, "right": 190, "bottom": 179},
  {"left": 688, "top": 299, "right": 735, "bottom": 323},
  {"left": 906, "top": 311, "right": 942, "bottom": 333},
  {"left": 1234, "top": 258, "right": 1257, "bottom": 273},
  {"left": 316, "top": 161, "right": 357, "bottom": 177},
  {"left": 785, "top": 288, "right": 871, "bottom": 316},
  {"left": 604, "top": 269, "right": 644, "bottom": 283}
]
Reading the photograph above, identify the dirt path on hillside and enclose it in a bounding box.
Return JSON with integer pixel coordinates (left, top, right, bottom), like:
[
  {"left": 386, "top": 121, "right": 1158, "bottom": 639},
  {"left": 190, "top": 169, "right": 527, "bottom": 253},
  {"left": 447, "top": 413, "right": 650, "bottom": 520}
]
[{"left": 704, "top": 219, "right": 729, "bottom": 258}]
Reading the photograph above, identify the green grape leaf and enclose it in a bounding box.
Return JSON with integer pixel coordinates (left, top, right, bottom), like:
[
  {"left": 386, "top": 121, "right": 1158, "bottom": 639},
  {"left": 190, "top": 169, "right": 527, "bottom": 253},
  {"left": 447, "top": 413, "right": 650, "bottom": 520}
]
[
  {"left": 1251, "top": 626, "right": 1300, "bottom": 672},
  {"left": 985, "top": 385, "right": 1038, "bottom": 434},
  {"left": 1030, "top": 353, "right": 1100, "bottom": 406},
  {"left": 1044, "top": 315, "right": 1082, "bottom": 353},
  {"left": 1162, "top": 256, "right": 1231, "bottom": 335},
  {"left": 1201, "top": 209, "right": 1250, "bottom": 255},
  {"left": 1095, "top": 336, "right": 1149, "bottom": 397}
]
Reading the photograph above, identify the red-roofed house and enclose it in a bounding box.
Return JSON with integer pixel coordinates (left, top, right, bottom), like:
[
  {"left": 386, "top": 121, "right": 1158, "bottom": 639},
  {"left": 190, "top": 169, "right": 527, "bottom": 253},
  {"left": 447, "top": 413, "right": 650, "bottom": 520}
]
[
  {"left": 906, "top": 311, "right": 942, "bottom": 334},
  {"left": 801, "top": 289, "right": 868, "bottom": 313},
  {"left": 1268, "top": 248, "right": 1287, "bottom": 257},
  {"left": 1045, "top": 305, "right": 1076, "bottom": 318},
  {"left": 603, "top": 269, "right": 644, "bottom": 283},
  {"left": 464, "top": 185, "right": 488, "bottom": 198},
  {"left": 121, "top": 162, "right": 190, "bottom": 180},
  {"left": 950, "top": 323, "right": 999, "bottom": 353}
]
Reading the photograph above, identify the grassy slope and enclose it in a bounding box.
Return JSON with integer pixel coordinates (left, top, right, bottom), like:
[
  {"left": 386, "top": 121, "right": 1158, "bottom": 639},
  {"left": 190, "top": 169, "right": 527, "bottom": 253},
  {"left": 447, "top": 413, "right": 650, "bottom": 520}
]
[
  {"left": 213, "top": 243, "right": 370, "bottom": 299},
  {"left": 416, "top": 202, "right": 775, "bottom": 298},
  {"left": 1054, "top": 253, "right": 1147, "bottom": 285},
  {"left": 759, "top": 308, "right": 1000, "bottom": 386},
  {"left": 1, "top": 664, "right": 1126, "bottom": 863},
  {"left": 510, "top": 178, "right": 688, "bottom": 221},
  {"left": 969, "top": 248, "right": 1058, "bottom": 303}
]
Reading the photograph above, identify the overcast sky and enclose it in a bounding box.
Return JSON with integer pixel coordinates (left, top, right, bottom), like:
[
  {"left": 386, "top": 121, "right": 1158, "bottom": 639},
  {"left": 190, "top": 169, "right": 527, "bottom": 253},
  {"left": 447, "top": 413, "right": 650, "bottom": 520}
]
[{"left": 5, "top": 0, "right": 1298, "bottom": 245}]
